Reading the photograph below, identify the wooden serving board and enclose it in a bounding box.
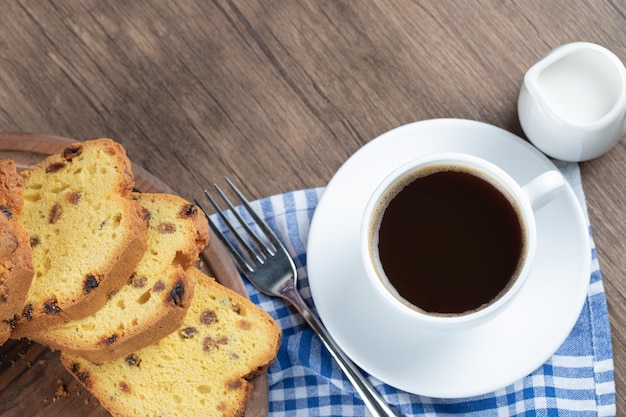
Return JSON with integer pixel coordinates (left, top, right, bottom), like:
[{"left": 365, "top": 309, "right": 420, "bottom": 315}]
[{"left": 0, "top": 133, "right": 268, "bottom": 417}]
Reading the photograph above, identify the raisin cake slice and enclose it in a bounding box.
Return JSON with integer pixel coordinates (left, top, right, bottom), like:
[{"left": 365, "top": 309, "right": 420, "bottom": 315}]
[
  {"left": 62, "top": 267, "right": 282, "bottom": 417},
  {"left": 0, "top": 160, "right": 34, "bottom": 345},
  {"left": 32, "top": 192, "right": 209, "bottom": 362},
  {"left": 11, "top": 139, "right": 149, "bottom": 336}
]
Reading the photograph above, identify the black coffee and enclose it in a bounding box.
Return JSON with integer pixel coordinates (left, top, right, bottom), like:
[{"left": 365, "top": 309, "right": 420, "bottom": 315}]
[{"left": 371, "top": 165, "right": 525, "bottom": 315}]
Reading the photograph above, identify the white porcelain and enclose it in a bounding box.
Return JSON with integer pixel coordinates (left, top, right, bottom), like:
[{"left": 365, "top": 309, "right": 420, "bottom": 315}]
[
  {"left": 518, "top": 42, "right": 626, "bottom": 161},
  {"left": 307, "top": 119, "right": 590, "bottom": 398},
  {"left": 361, "top": 152, "right": 565, "bottom": 330}
]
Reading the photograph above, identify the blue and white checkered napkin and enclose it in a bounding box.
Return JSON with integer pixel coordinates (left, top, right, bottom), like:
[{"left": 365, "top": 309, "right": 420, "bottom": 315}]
[{"left": 212, "top": 161, "right": 616, "bottom": 416}]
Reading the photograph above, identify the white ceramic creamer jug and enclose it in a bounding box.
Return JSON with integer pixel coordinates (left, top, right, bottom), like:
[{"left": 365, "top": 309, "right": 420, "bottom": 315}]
[{"left": 518, "top": 42, "right": 626, "bottom": 161}]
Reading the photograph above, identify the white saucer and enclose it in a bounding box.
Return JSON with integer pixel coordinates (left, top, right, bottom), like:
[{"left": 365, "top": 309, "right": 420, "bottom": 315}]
[{"left": 307, "top": 119, "right": 590, "bottom": 398}]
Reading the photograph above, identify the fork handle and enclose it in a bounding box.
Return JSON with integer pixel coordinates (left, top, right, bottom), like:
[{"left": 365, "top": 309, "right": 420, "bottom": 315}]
[{"left": 280, "top": 282, "right": 401, "bottom": 417}]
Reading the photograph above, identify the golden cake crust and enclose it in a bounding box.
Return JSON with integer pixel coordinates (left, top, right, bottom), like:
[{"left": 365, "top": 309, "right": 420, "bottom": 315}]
[{"left": 0, "top": 160, "right": 34, "bottom": 344}]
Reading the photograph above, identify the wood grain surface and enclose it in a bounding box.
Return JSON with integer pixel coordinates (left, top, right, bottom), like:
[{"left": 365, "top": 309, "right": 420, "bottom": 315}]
[
  {"left": 0, "top": 0, "right": 624, "bottom": 413},
  {"left": 0, "top": 135, "right": 268, "bottom": 417}
]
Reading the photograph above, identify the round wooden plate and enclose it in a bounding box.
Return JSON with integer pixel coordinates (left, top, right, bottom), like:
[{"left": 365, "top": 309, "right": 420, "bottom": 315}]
[{"left": 0, "top": 133, "right": 268, "bottom": 417}]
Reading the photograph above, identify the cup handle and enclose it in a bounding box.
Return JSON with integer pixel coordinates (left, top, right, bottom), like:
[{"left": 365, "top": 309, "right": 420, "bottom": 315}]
[{"left": 522, "top": 170, "right": 566, "bottom": 211}]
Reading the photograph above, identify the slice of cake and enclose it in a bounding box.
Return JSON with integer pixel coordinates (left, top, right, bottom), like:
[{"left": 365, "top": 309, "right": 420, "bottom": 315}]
[
  {"left": 12, "top": 139, "right": 149, "bottom": 336},
  {"left": 31, "top": 192, "right": 209, "bottom": 362},
  {"left": 62, "top": 267, "right": 282, "bottom": 417},
  {"left": 0, "top": 160, "right": 34, "bottom": 344}
]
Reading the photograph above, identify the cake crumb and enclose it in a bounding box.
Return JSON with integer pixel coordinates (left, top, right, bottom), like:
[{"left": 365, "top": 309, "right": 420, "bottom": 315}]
[{"left": 53, "top": 378, "right": 69, "bottom": 401}]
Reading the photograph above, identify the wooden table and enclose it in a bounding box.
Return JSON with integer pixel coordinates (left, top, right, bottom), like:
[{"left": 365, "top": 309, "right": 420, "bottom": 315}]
[{"left": 1, "top": 0, "right": 624, "bottom": 414}]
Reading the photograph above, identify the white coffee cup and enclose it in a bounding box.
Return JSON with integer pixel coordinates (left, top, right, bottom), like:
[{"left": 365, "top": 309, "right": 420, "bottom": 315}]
[
  {"left": 361, "top": 153, "right": 565, "bottom": 330},
  {"left": 518, "top": 42, "right": 626, "bottom": 162}
]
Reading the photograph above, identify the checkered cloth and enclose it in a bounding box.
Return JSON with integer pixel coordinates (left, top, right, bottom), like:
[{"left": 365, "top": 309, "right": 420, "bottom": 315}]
[{"left": 211, "top": 161, "right": 616, "bottom": 416}]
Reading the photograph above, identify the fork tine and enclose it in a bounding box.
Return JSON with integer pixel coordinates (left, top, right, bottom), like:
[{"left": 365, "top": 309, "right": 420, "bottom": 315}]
[
  {"left": 194, "top": 198, "right": 254, "bottom": 273},
  {"left": 209, "top": 214, "right": 253, "bottom": 272},
  {"left": 224, "top": 177, "right": 283, "bottom": 252},
  {"left": 213, "top": 182, "right": 275, "bottom": 257},
  {"left": 199, "top": 188, "right": 265, "bottom": 268}
]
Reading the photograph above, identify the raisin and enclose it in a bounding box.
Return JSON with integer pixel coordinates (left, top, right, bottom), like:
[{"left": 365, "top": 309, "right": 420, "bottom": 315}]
[
  {"left": 29, "top": 236, "right": 40, "bottom": 248},
  {"left": 230, "top": 302, "right": 241, "bottom": 314},
  {"left": 141, "top": 207, "right": 151, "bottom": 222},
  {"left": 226, "top": 380, "right": 242, "bottom": 390},
  {"left": 0, "top": 206, "right": 12, "bottom": 218},
  {"left": 100, "top": 334, "right": 117, "bottom": 346},
  {"left": 217, "top": 336, "right": 229, "bottom": 345},
  {"left": 180, "top": 327, "right": 198, "bottom": 339},
  {"left": 23, "top": 303, "right": 33, "bottom": 320},
  {"left": 62, "top": 145, "right": 82, "bottom": 161},
  {"left": 203, "top": 337, "right": 216, "bottom": 352},
  {"left": 131, "top": 275, "right": 147, "bottom": 288},
  {"left": 119, "top": 381, "right": 131, "bottom": 393},
  {"left": 69, "top": 367, "right": 91, "bottom": 387},
  {"left": 200, "top": 310, "right": 216, "bottom": 325},
  {"left": 84, "top": 275, "right": 99, "bottom": 294},
  {"left": 152, "top": 281, "right": 165, "bottom": 292},
  {"left": 49, "top": 203, "right": 61, "bottom": 224},
  {"left": 4, "top": 314, "right": 19, "bottom": 330},
  {"left": 66, "top": 191, "right": 81, "bottom": 205},
  {"left": 168, "top": 281, "right": 184, "bottom": 306},
  {"left": 45, "top": 162, "right": 66, "bottom": 173},
  {"left": 238, "top": 320, "right": 251, "bottom": 330},
  {"left": 125, "top": 354, "right": 141, "bottom": 367},
  {"left": 76, "top": 372, "right": 91, "bottom": 388},
  {"left": 179, "top": 204, "right": 197, "bottom": 219},
  {"left": 43, "top": 298, "right": 60, "bottom": 314},
  {"left": 157, "top": 222, "right": 176, "bottom": 234}
]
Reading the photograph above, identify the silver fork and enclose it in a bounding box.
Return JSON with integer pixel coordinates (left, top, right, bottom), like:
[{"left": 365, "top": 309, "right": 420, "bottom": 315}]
[{"left": 197, "top": 178, "right": 400, "bottom": 417}]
